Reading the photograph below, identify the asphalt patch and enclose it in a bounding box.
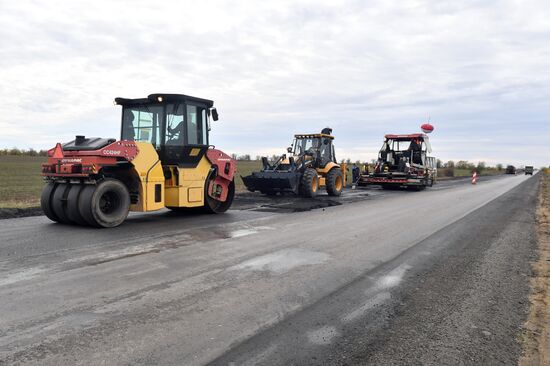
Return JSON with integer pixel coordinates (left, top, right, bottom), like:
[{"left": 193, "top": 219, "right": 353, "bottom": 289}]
[
  {"left": 233, "top": 189, "right": 370, "bottom": 213},
  {"left": 253, "top": 199, "right": 342, "bottom": 213},
  {"left": 0, "top": 207, "right": 43, "bottom": 219}
]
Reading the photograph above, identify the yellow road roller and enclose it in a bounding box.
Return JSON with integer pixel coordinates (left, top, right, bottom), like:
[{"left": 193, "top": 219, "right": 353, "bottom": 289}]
[{"left": 40, "top": 93, "right": 236, "bottom": 228}]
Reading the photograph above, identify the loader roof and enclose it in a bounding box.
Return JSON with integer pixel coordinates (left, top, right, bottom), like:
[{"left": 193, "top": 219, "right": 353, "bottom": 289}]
[
  {"left": 294, "top": 133, "right": 334, "bottom": 139},
  {"left": 114, "top": 93, "right": 214, "bottom": 107}
]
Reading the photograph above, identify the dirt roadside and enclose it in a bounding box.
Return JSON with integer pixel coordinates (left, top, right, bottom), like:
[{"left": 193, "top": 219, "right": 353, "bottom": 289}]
[{"left": 520, "top": 173, "right": 550, "bottom": 365}]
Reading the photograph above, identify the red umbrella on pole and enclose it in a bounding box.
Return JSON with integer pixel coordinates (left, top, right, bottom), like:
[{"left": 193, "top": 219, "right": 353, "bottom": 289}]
[{"left": 421, "top": 123, "right": 434, "bottom": 134}]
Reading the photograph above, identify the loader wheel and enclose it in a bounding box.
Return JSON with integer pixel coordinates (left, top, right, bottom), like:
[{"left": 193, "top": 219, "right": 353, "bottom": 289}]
[
  {"left": 300, "top": 168, "right": 319, "bottom": 198},
  {"left": 41, "top": 182, "right": 60, "bottom": 223},
  {"left": 51, "top": 183, "right": 73, "bottom": 224},
  {"left": 66, "top": 184, "right": 88, "bottom": 226},
  {"left": 204, "top": 177, "right": 235, "bottom": 214},
  {"left": 78, "top": 179, "right": 130, "bottom": 228},
  {"left": 326, "top": 168, "right": 344, "bottom": 196}
]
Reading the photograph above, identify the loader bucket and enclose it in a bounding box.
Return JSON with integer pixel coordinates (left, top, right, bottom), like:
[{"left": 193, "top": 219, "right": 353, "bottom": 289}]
[{"left": 241, "top": 171, "right": 301, "bottom": 194}]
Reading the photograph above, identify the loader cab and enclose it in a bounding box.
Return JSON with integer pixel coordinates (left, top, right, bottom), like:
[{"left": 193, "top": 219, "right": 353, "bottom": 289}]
[
  {"left": 116, "top": 94, "right": 216, "bottom": 167},
  {"left": 292, "top": 133, "right": 336, "bottom": 168}
]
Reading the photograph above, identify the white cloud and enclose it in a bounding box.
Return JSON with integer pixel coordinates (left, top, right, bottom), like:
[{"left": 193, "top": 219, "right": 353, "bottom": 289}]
[{"left": 0, "top": 0, "right": 549, "bottom": 166}]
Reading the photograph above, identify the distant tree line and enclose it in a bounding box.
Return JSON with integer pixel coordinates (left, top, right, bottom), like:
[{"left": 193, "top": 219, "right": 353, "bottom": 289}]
[
  {"left": 231, "top": 153, "right": 252, "bottom": 161},
  {"left": 437, "top": 159, "right": 502, "bottom": 177},
  {"left": 0, "top": 148, "right": 48, "bottom": 156}
]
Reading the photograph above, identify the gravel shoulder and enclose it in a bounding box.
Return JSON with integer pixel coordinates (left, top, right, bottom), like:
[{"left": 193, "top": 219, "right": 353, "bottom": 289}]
[{"left": 520, "top": 173, "right": 550, "bottom": 365}]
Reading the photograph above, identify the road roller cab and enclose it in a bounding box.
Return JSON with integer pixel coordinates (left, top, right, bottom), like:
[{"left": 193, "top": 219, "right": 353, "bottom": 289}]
[{"left": 41, "top": 93, "right": 236, "bottom": 228}]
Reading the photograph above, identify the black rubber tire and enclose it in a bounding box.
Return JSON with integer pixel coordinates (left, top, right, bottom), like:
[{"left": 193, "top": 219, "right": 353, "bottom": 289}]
[
  {"left": 300, "top": 168, "right": 319, "bottom": 198},
  {"left": 204, "top": 177, "right": 235, "bottom": 214},
  {"left": 261, "top": 190, "right": 277, "bottom": 196},
  {"left": 78, "top": 185, "right": 96, "bottom": 226},
  {"left": 66, "top": 184, "right": 88, "bottom": 226},
  {"left": 325, "top": 168, "right": 344, "bottom": 196},
  {"left": 40, "top": 182, "right": 60, "bottom": 223},
  {"left": 51, "top": 183, "right": 73, "bottom": 224},
  {"left": 78, "top": 179, "right": 130, "bottom": 228}
]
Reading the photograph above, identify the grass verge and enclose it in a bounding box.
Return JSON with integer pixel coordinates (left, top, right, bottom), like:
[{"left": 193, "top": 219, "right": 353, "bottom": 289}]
[
  {"left": 0, "top": 156, "right": 46, "bottom": 208},
  {"left": 519, "top": 172, "right": 550, "bottom": 365}
]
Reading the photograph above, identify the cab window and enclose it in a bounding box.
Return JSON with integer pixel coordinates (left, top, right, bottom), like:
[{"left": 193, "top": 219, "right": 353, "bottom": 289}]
[
  {"left": 165, "top": 103, "right": 185, "bottom": 146},
  {"left": 320, "top": 138, "right": 332, "bottom": 161},
  {"left": 121, "top": 105, "right": 162, "bottom": 148},
  {"left": 294, "top": 138, "right": 316, "bottom": 155},
  {"left": 186, "top": 105, "right": 207, "bottom": 145}
]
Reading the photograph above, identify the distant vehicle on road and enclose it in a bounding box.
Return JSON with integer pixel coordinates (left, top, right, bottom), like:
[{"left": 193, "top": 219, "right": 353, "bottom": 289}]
[
  {"left": 358, "top": 133, "right": 437, "bottom": 190},
  {"left": 525, "top": 166, "right": 534, "bottom": 175},
  {"left": 505, "top": 165, "right": 516, "bottom": 174}
]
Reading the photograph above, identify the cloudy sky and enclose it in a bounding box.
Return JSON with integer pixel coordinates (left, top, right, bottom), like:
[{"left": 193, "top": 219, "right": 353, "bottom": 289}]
[{"left": 1, "top": 0, "right": 549, "bottom": 166}]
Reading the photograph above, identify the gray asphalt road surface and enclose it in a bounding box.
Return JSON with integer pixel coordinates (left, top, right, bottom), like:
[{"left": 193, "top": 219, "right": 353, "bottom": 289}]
[{"left": 0, "top": 173, "right": 537, "bottom": 365}]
